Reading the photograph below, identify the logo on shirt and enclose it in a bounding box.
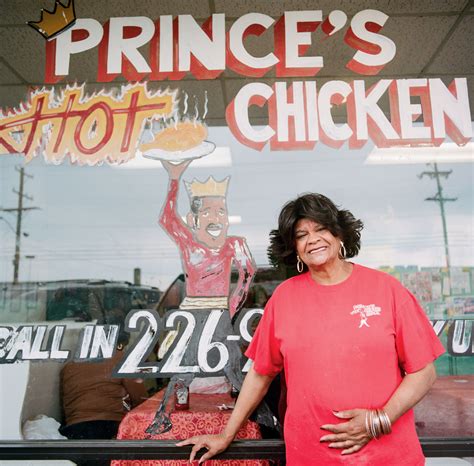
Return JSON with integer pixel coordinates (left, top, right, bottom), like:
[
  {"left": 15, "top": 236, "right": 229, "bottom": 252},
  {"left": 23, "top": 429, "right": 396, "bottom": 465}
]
[{"left": 350, "top": 304, "right": 381, "bottom": 328}]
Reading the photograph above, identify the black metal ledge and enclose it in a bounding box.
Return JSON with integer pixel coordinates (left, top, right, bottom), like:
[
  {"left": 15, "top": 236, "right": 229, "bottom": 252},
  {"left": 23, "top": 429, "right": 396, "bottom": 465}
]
[
  {"left": 421, "top": 438, "right": 474, "bottom": 457},
  {"left": 0, "top": 439, "right": 283, "bottom": 461},
  {"left": 0, "top": 439, "right": 473, "bottom": 461}
]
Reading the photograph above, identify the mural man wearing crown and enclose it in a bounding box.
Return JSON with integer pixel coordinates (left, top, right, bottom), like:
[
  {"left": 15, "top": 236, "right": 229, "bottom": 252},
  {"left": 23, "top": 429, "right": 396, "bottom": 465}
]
[
  {"left": 143, "top": 160, "right": 260, "bottom": 436},
  {"left": 160, "top": 160, "right": 256, "bottom": 318}
]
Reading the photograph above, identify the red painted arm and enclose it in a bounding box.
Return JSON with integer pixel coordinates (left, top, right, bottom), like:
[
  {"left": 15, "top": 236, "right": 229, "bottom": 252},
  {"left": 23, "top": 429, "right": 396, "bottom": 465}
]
[
  {"left": 159, "top": 178, "right": 193, "bottom": 246},
  {"left": 229, "top": 237, "right": 257, "bottom": 318}
]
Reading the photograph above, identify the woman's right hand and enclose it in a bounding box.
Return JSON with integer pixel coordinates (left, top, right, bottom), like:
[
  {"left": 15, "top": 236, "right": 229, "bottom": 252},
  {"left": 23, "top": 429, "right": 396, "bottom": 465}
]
[
  {"left": 175, "top": 367, "right": 273, "bottom": 463},
  {"left": 176, "top": 432, "right": 233, "bottom": 463}
]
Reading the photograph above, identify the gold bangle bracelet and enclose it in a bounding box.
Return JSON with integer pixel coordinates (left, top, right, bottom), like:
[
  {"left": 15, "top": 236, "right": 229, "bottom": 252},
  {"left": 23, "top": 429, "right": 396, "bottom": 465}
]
[
  {"left": 365, "top": 410, "right": 373, "bottom": 439},
  {"left": 369, "top": 410, "right": 379, "bottom": 439},
  {"left": 378, "top": 409, "right": 392, "bottom": 435},
  {"left": 372, "top": 410, "right": 382, "bottom": 438}
]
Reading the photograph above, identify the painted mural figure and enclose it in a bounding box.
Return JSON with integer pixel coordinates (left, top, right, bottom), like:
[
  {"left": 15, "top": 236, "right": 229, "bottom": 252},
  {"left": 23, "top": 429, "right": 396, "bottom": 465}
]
[
  {"left": 145, "top": 158, "right": 262, "bottom": 435},
  {"left": 159, "top": 160, "right": 256, "bottom": 318}
]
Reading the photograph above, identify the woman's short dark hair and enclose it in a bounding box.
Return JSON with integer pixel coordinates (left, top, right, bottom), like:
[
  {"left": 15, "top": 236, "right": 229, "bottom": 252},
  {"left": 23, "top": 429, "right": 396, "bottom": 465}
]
[{"left": 268, "top": 193, "right": 363, "bottom": 268}]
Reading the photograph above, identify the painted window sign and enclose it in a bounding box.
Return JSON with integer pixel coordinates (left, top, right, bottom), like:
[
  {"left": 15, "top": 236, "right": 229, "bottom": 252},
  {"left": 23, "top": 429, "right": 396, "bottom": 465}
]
[
  {"left": 0, "top": 79, "right": 470, "bottom": 162},
  {"left": 115, "top": 308, "right": 262, "bottom": 377},
  {"left": 42, "top": 10, "right": 396, "bottom": 81},
  {"left": 0, "top": 308, "right": 263, "bottom": 377},
  {"left": 226, "top": 78, "right": 471, "bottom": 150},
  {"left": 0, "top": 5, "right": 470, "bottom": 164},
  {"left": 0, "top": 84, "right": 176, "bottom": 164},
  {"left": 1, "top": 315, "right": 473, "bottom": 367}
]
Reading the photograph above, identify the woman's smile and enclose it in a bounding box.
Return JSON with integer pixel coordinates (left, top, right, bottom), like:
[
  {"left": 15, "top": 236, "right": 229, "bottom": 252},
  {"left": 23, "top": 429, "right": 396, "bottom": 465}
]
[
  {"left": 295, "top": 218, "right": 340, "bottom": 269},
  {"left": 307, "top": 246, "right": 328, "bottom": 254}
]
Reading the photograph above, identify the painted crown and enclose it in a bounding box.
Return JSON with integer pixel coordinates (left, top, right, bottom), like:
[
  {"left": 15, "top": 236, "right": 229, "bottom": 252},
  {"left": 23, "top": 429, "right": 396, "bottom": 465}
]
[
  {"left": 28, "top": 0, "right": 76, "bottom": 40},
  {"left": 184, "top": 176, "right": 229, "bottom": 198}
]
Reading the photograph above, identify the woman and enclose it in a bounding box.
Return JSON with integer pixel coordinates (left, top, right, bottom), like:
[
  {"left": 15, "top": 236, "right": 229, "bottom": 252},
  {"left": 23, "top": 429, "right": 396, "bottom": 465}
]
[{"left": 178, "top": 193, "right": 445, "bottom": 465}]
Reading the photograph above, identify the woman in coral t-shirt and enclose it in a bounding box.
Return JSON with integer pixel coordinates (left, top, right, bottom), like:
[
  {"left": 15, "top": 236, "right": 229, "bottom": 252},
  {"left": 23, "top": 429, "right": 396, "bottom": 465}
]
[{"left": 178, "top": 193, "right": 445, "bottom": 465}]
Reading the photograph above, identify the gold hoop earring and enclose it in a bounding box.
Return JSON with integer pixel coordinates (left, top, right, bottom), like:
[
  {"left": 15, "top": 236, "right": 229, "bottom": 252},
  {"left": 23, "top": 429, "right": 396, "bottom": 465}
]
[
  {"left": 296, "top": 255, "right": 304, "bottom": 273},
  {"left": 339, "top": 241, "right": 347, "bottom": 260}
]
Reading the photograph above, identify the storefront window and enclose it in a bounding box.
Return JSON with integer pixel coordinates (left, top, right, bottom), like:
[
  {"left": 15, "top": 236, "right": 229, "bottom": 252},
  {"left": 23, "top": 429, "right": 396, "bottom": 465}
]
[{"left": 0, "top": 0, "right": 472, "bottom": 463}]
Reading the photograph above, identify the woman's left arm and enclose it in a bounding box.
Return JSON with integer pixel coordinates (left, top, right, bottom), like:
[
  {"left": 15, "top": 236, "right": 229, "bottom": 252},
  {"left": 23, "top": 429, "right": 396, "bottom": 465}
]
[
  {"left": 382, "top": 362, "right": 436, "bottom": 423},
  {"left": 320, "top": 362, "right": 437, "bottom": 455}
]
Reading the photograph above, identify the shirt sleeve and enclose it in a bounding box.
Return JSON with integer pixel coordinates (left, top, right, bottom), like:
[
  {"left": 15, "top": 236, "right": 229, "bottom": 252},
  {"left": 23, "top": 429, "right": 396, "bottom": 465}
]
[
  {"left": 245, "top": 295, "right": 284, "bottom": 377},
  {"left": 394, "top": 288, "right": 445, "bottom": 374}
]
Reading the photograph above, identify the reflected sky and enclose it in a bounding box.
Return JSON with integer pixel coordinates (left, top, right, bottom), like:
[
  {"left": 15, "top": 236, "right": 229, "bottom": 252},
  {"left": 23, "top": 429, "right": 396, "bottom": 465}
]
[{"left": 0, "top": 126, "right": 473, "bottom": 290}]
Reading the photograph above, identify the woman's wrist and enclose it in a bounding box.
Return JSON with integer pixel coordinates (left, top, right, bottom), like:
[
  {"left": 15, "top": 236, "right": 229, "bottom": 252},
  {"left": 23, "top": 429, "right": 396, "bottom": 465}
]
[
  {"left": 221, "top": 428, "right": 237, "bottom": 443},
  {"left": 382, "top": 403, "right": 399, "bottom": 425},
  {"left": 365, "top": 408, "right": 392, "bottom": 439}
]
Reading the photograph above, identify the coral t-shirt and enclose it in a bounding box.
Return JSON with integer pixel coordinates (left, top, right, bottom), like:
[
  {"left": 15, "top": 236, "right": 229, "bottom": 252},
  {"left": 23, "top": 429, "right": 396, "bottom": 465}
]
[{"left": 246, "top": 264, "right": 445, "bottom": 466}]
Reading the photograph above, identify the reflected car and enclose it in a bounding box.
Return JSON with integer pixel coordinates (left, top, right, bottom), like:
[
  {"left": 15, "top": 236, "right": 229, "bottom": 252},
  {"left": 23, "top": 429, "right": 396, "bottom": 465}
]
[{"left": 0, "top": 279, "right": 161, "bottom": 325}]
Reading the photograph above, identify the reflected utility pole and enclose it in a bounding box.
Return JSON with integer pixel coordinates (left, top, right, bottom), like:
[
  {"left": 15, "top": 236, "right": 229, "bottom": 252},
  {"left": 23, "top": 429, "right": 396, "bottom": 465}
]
[
  {"left": 0, "top": 167, "right": 39, "bottom": 283},
  {"left": 418, "top": 163, "right": 457, "bottom": 272}
]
